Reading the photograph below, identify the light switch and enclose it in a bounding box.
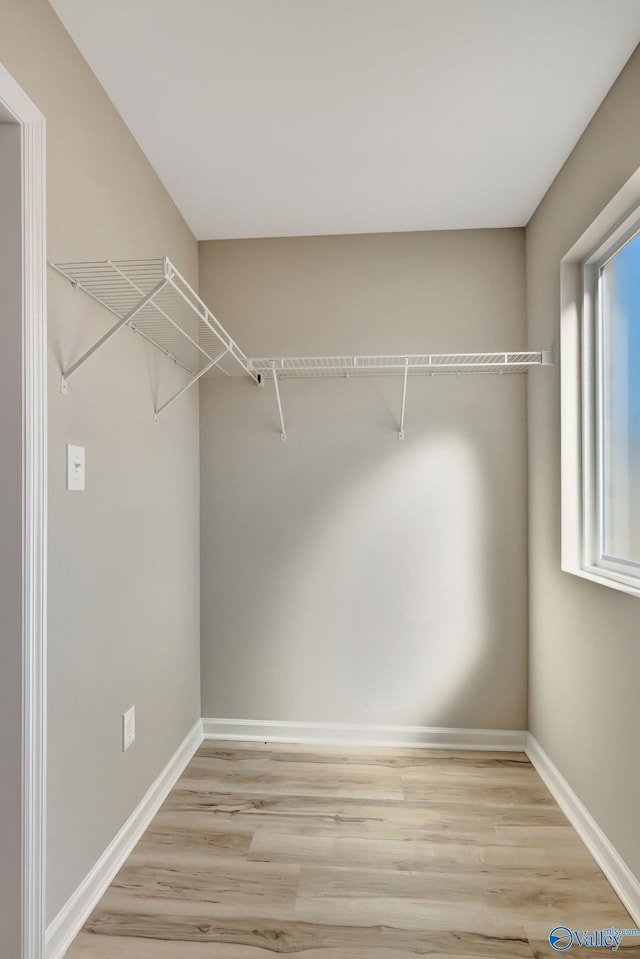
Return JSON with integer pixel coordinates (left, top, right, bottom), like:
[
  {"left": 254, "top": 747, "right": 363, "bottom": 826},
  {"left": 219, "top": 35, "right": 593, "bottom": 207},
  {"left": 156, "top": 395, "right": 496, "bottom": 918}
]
[{"left": 66, "top": 444, "right": 85, "bottom": 491}]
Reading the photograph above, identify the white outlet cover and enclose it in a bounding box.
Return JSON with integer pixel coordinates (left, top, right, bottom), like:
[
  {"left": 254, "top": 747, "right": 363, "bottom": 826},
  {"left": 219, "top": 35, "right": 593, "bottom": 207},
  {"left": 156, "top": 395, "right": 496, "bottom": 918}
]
[
  {"left": 123, "top": 705, "right": 135, "bottom": 751},
  {"left": 66, "top": 444, "right": 85, "bottom": 491}
]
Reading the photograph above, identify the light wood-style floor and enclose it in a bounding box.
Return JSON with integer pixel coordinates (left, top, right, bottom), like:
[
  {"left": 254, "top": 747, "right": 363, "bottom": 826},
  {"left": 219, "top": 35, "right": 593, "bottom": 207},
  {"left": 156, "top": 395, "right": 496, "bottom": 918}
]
[{"left": 66, "top": 741, "right": 640, "bottom": 958}]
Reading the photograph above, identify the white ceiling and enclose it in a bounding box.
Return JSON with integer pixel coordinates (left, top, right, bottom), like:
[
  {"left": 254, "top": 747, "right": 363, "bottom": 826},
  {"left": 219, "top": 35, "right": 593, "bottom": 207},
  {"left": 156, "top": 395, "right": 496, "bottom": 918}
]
[{"left": 50, "top": 0, "right": 640, "bottom": 240}]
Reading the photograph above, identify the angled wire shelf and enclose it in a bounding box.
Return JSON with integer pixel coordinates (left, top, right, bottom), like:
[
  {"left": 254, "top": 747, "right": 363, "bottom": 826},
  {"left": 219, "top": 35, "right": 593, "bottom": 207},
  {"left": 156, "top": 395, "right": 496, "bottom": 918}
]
[
  {"left": 50, "top": 257, "right": 258, "bottom": 419},
  {"left": 250, "top": 351, "right": 552, "bottom": 378}
]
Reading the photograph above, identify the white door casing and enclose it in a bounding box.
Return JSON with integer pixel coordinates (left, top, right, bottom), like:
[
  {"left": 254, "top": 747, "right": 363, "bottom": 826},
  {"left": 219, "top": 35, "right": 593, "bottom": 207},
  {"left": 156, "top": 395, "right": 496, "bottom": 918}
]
[{"left": 0, "top": 60, "right": 47, "bottom": 959}]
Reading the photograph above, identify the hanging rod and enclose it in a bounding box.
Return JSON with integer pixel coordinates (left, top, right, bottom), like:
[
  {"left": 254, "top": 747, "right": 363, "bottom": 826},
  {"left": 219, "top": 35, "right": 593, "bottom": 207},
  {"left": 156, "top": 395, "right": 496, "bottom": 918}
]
[{"left": 49, "top": 256, "right": 259, "bottom": 419}]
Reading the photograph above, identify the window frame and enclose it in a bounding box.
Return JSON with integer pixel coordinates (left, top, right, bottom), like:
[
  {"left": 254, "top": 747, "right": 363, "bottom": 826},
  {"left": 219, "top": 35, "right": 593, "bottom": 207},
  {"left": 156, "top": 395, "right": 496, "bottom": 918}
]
[{"left": 575, "top": 205, "right": 640, "bottom": 595}]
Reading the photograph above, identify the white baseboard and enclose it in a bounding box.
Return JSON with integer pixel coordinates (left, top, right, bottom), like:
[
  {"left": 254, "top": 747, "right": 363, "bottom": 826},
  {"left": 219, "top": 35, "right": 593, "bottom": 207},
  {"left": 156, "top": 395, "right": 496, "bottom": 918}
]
[
  {"left": 526, "top": 734, "right": 640, "bottom": 927},
  {"left": 201, "top": 717, "right": 528, "bottom": 751},
  {"left": 45, "top": 719, "right": 203, "bottom": 959}
]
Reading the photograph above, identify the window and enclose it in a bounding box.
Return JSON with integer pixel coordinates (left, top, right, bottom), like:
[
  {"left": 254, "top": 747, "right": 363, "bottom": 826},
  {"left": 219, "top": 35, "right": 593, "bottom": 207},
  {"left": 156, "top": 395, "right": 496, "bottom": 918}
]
[
  {"left": 598, "top": 231, "right": 640, "bottom": 568},
  {"left": 577, "top": 208, "right": 640, "bottom": 593}
]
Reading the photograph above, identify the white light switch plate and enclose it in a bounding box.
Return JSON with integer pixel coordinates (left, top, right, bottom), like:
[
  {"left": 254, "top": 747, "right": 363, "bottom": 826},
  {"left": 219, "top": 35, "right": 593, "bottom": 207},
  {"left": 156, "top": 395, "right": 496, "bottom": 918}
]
[
  {"left": 123, "top": 706, "right": 135, "bottom": 751},
  {"left": 66, "top": 444, "right": 85, "bottom": 491}
]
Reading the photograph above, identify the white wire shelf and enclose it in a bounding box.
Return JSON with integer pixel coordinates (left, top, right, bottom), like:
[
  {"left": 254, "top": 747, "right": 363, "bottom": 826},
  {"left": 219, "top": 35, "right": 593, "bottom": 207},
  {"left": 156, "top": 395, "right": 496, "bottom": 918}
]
[
  {"left": 250, "top": 351, "right": 553, "bottom": 379},
  {"left": 251, "top": 351, "right": 553, "bottom": 441},
  {"left": 51, "top": 255, "right": 554, "bottom": 432},
  {"left": 50, "top": 257, "right": 258, "bottom": 418}
]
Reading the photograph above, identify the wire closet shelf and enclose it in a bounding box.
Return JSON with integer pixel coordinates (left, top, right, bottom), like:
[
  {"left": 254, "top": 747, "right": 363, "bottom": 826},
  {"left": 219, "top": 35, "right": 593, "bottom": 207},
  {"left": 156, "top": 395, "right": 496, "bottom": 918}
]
[
  {"left": 50, "top": 256, "right": 553, "bottom": 434},
  {"left": 50, "top": 257, "right": 259, "bottom": 419},
  {"left": 249, "top": 352, "right": 552, "bottom": 378},
  {"left": 250, "top": 351, "right": 553, "bottom": 442}
]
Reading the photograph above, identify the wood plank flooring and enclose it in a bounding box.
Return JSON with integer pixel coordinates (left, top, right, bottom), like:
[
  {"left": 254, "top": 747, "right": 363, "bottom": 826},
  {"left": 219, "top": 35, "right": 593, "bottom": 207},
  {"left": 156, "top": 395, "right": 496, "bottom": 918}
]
[{"left": 65, "top": 741, "right": 640, "bottom": 958}]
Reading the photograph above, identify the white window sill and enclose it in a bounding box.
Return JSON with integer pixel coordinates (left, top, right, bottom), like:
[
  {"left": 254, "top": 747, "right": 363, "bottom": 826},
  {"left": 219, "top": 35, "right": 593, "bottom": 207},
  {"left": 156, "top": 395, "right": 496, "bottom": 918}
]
[{"left": 562, "top": 562, "right": 640, "bottom": 599}]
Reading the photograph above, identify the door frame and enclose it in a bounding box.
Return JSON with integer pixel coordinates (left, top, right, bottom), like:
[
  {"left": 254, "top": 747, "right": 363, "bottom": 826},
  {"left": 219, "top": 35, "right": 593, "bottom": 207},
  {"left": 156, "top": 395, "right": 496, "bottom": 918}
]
[{"left": 0, "top": 62, "right": 47, "bottom": 959}]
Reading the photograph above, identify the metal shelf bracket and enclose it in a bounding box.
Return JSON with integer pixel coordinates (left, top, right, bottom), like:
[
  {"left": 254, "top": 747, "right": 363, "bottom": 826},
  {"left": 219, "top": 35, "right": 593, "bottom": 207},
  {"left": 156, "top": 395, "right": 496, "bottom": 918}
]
[
  {"left": 60, "top": 278, "right": 168, "bottom": 394},
  {"left": 272, "top": 362, "right": 287, "bottom": 441},
  {"left": 154, "top": 350, "right": 228, "bottom": 421},
  {"left": 398, "top": 358, "right": 409, "bottom": 440}
]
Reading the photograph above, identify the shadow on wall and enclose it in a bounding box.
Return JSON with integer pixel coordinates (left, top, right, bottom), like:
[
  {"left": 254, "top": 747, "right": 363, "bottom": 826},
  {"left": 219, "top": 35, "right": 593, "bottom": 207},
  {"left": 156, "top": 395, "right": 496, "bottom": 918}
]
[{"left": 270, "top": 432, "right": 490, "bottom": 725}]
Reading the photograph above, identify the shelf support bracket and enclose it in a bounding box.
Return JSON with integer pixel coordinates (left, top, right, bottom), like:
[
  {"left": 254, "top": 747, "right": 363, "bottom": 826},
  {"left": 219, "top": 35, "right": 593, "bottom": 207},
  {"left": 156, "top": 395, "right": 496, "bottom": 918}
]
[
  {"left": 154, "top": 350, "right": 228, "bottom": 423},
  {"left": 272, "top": 363, "right": 287, "bottom": 441},
  {"left": 398, "top": 358, "right": 409, "bottom": 440},
  {"left": 61, "top": 278, "right": 169, "bottom": 394}
]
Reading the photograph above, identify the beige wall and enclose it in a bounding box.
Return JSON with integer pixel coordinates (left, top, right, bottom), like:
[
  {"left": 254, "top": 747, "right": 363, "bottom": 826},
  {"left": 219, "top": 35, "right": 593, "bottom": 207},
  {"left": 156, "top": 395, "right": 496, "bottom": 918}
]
[
  {"left": 199, "top": 230, "right": 528, "bottom": 729},
  {"left": 527, "top": 46, "right": 640, "bottom": 877},
  {"left": 0, "top": 0, "right": 201, "bottom": 924},
  {"left": 0, "top": 118, "right": 24, "bottom": 959}
]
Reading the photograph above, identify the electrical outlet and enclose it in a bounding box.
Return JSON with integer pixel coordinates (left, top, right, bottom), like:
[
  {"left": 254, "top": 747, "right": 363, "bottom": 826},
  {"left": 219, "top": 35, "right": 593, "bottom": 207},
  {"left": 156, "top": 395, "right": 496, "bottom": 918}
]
[{"left": 122, "top": 706, "right": 135, "bottom": 751}]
